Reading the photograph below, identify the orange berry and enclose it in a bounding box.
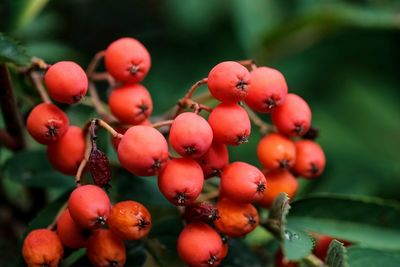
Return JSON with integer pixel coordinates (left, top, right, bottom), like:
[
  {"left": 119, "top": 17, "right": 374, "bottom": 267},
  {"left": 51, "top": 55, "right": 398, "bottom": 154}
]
[
  {"left": 293, "top": 140, "right": 326, "bottom": 178},
  {"left": 22, "top": 229, "right": 64, "bottom": 267},
  {"left": 258, "top": 170, "right": 298, "bottom": 208},
  {"left": 26, "top": 103, "right": 69, "bottom": 145},
  {"left": 87, "top": 229, "right": 126, "bottom": 267},
  {"left": 56, "top": 208, "right": 88, "bottom": 248},
  {"left": 47, "top": 126, "right": 85, "bottom": 175},
  {"left": 214, "top": 198, "right": 259, "bottom": 237},
  {"left": 257, "top": 133, "right": 296, "bottom": 170},
  {"left": 108, "top": 200, "right": 152, "bottom": 240}
]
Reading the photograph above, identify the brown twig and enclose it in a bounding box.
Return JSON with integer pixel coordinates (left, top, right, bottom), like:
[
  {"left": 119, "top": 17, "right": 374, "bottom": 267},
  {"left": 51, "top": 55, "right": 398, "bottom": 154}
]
[
  {"left": 237, "top": 59, "right": 257, "bottom": 71},
  {"left": 97, "top": 119, "right": 123, "bottom": 139},
  {"left": 86, "top": 50, "right": 105, "bottom": 77},
  {"left": 184, "top": 78, "right": 208, "bottom": 99},
  {"left": 91, "top": 72, "right": 115, "bottom": 86},
  {"left": 0, "top": 64, "right": 26, "bottom": 150},
  {"left": 29, "top": 71, "right": 52, "bottom": 103},
  {"left": 244, "top": 105, "right": 275, "bottom": 135},
  {"left": 0, "top": 129, "right": 18, "bottom": 150},
  {"left": 47, "top": 202, "right": 68, "bottom": 230},
  {"left": 151, "top": 120, "right": 173, "bottom": 129},
  {"left": 197, "top": 190, "right": 219, "bottom": 202},
  {"left": 173, "top": 78, "right": 209, "bottom": 117},
  {"left": 87, "top": 82, "right": 116, "bottom": 123}
]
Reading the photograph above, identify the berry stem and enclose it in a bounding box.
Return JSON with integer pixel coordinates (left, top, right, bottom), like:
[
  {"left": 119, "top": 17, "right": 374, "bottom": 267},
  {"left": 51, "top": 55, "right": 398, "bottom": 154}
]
[
  {"left": 86, "top": 50, "right": 105, "bottom": 77},
  {"left": 237, "top": 59, "right": 257, "bottom": 71},
  {"left": 243, "top": 105, "right": 275, "bottom": 135},
  {"left": 173, "top": 78, "right": 210, "bottom": 117},
  {"left": 303, "top": 254, "right": 327, "bottom": 267},
  {"left": 197, "top": 190, "right": 219, "bottom": 202},
  {"left": 97, "top": 119, "right": 123, "bottom": 139},
  {"left": 75, "top": 122, "right": 95, "bottom": 186},
  {"left": 91, "top": 72, "right": 115, "bottom": 86},
  {"left": 151, "top": 120, "right": 173, "bottom": 129},
  {"left": 29, "top": 71, "right": 52, "bottom": 104},
  {"left": 47, "top": 201, "right": 68, "bottom": 230},
  {"left": 184, "top": 78, "right": 208, "bottom": 99},
  {"left": 88, "top": 82, "right": 117, "bottom": 123}
]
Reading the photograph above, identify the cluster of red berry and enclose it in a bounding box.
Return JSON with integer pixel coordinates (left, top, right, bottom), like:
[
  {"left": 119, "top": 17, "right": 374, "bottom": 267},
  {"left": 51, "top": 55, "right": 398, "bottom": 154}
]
[{"left": 22, "top": 36, "right": 326, "bottom": 267}]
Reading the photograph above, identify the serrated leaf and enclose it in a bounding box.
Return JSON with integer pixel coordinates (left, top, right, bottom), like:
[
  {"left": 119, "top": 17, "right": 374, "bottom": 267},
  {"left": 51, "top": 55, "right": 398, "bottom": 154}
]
[
  {"left": 283, "top": 227, "right": 315, "bottom": 261},
  {"left": 287, "top": 194, "right": 400, "bottom": 250},
  {"left": 265, "top": 192, "right": 290, "bottom": 238},
  {"left": 0, "top": 33, "right": 30, "bottom": 66},
  {"left": 347, "top": 246, "right": 400, "bottom": 267},
  {"left": 266, "top": 193, "right": 314, "bottom": 261},
  {"left": 326, "top": 240, "right": 349, "bottom": 267},
  {"left": 2, "top": 150, "right": 76, "bottom": 188}
]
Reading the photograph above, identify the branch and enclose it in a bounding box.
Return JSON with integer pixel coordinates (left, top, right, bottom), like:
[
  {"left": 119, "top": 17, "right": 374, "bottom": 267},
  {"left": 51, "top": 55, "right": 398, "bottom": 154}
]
[
  {"left": 0, "top": 64, "right": 25, "bottom": 150},
  {"left": 237, "top": 59, "right": 257, "bottom": 71},
  {"left": 29, "top": 71, "right": 52, "bottom": 103},
  {"left": 244, "top": 105, "right": 275, "bottom": 135}
]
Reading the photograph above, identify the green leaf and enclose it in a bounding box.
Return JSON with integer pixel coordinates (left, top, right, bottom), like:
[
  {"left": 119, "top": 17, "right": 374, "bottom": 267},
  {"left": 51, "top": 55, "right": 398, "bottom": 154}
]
[
  {"left": 60, "top": 248, "right": 86, "bottom": 267},
  {"left": 282, "top": 226, "right": 315, "bottom": 261},
  {"left": 2, "top": 150, "right": 76, "bottom": 188},
  {"left": 326, "top": 240, "right": 349, "bottom": 267},
  {"left": 288, "top": 194, "right": 400, "bottom": 250},
  {"left": 0, "top": 33, "right": 29, "bottom": 66},
  {"left": 347, "top": 246, "right": 400, "bottom": 267},
  {"left": 14, "top": 0, "right": 50, "bottom": 31},
  {"left": 221, "top": 239, "right": 263, "bottom": 267},
  {"left": 265, "top": 193, "right": 315, "bottom": 260}
]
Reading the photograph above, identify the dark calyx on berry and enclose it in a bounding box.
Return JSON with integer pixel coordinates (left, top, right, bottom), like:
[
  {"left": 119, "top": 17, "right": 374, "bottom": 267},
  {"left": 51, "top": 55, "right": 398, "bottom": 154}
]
[
  {"left": 137, "top": 217, "right": 151, "bottom": 230},
  {"left": 245, "top": 214, "right": 257, "bottom": 225},
  {"left": 137, "top": 104, "right": 148, "bottom": 114},
  {"left": 257, "top": 182, "right": 266, "bottom": 193},
  {"left": 151, "top": 159, "right": 162, "bottom": 172},
  {"left": 45, "top": 125, "right": 59, "bottom": 137},
  {"left": 72, "top": 94, "right": 83, "bottom": 103},
  {"left": 279, "top": 159, "right": 290, "bottom": 169},
  {"left": 293, "top": 124, "right": 304, "bottom": 135},
  {"left": 175, "top": 192, "right": 187, "bottom": 205},
  {"left": 207, "top": 255, "right": 219, "bottom": 266},
  {"left": 236, "top": 80, "right": 248, "bottom": 91},
  {"left": 129, "top": 64, "right": 140, "bottom": 75},
  {"left": 265, "top": 97, "right": 277, "bottom": 109},
  {"left": 302, "top": 126, "right": 319, "bottom": 140},
  {"left": 96, "top": 216, "right": 107, "bottom": 226},
  {"left": 184, "top": 145, "right": 197, "bottom": 155},
  {"left": 109, "top": 260, "right": 119, "bottom": 267},
  {"left": 310, "top": 163, "right": 319, "bottom": 175},
  {"left": 211, "top": 168, "right": 222, "bottom": 177},
  {"left": 236, "top": 135, "right": 249, "bottom": 144}
]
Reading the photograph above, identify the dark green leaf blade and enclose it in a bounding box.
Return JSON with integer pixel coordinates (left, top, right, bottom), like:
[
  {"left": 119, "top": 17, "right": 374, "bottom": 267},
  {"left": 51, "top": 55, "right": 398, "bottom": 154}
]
[
  {"left": 347, "top": 246, "right": 400, "bottom": 267},
  {"left": 288, "top": 194, "right": 400, "bottom": 250},
  {"left": 0, "top": 33, "right": 30, "bottom": 66}
]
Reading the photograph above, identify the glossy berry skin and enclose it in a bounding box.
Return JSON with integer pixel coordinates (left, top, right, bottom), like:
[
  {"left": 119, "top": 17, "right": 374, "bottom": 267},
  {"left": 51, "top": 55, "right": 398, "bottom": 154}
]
[
  {"left": 108, "top": 201, "right": 152, "bottom": 240},
  {"left": 44, "top": 61, "right": 88, "bottom": 104},
  {"left": 68, "top": 185, "right": 111, "bottom": 229},
  {"left": 47, "top": 126, "right": 85, "bottom": 175},
  {"left": 56, "top": 209, "right": 88, "bottom": 249},
  {"left": 207, "top": 61, "right": 250, "bottom": 102},
  {"left": 293, "top": 140, "right": 326, "bottom": 178},
  {"left": 258, "top": 170, "right": 298, "bottom": 208},
  {"left": 22, "top": 229, "right": 64, "bottom": 267},
  {"left": 177, "top": 223, "right": 223, "bottom": 267},
  {"left": 105, "top": 37, "right": 151, "bottom": 83},
  {"left": 169, "top": 112, "right": 213, "bottom": 158},
  {"left": 117, "top": 126, "right": 169, "bottom": 176},
  {"left": 208, "top": 103, "right": 251, "bottom": 146},
  {"left": 257, "top": 133, "right": 296, "bottom": 170},
  {"left": 197, "top": 142, "right": 229, "bottom": 178},
  {"left": 87, "top": 229, "right": 126, "bottom": 267},
  {"left": 26, "top": 103, "right": 69, "bottom": 144},
  {"left": 245, "top": 67, "right": 288, "bottom": 113},
  {"left": 109, "top": 84, "right": 153, "bottom": 125},
  {"left": 158, "top": 158, "right": 204, "bottom": 206},
  {"left": 272, "top": 93, "right": 312, "bottom": 136},
  {"left": 220, "top": 162, "right": 266, "bottom": 203},
  {"left": 214, "top": 198, "right": 259, "bottom": 237}
]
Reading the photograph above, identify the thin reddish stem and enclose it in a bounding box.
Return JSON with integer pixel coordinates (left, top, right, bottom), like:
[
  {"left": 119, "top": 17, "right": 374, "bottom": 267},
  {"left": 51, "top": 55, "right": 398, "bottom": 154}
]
[
  {"left": 47, "top": 202, "right": 68, "bottom": 230},
  {"left": 244, "top": 105, "right": 275, "bottom": 135},
  {"left": 151, "top": 120, "right": 173, "bottom": 129},
  {"left": 30, "top": 71, "right": 51, "bottom": 103}
]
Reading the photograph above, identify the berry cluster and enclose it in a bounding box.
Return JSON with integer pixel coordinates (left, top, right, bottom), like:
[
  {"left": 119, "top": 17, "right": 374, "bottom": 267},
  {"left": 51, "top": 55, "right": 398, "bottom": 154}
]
[{"left": 22, "top": 36, "right": 325, "bottom": 267}]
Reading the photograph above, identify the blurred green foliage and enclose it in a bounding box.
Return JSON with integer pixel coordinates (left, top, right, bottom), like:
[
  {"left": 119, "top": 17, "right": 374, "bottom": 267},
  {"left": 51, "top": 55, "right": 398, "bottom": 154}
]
[{"left": 1, "top": 0, "right": 400, "bottom": 266}]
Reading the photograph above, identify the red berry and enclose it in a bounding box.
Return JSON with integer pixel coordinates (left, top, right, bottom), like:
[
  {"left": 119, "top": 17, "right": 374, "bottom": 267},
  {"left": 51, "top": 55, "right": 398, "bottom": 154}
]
[
  {"left": 258, "top": 170, "right": 298, "bottom": 208},
  {"left": 293, "top": 140, "right": 326, "bottom": 178},
  {"left": 68, "top": 185, "right": 111, "bottom": 229},
  {"left": 56, "top": 208, "right": 88, "bottom": 248},
  {"left": 208, "top": 103, "right": 251, "bottom": 145},
  {"left": 257, "top": 133, "right": 296, "bottom": 170},
  {"left": 26, "top": 103, "right": 69, "bottom": 144},
  {"left": 177, "top": 223, "right": 223, "bottom": 267},
  {"left": 314, "top": 235, "right": 351, "bottom": 261},
  {"left": 207, "top": 61, "right": 250, "bottom": 102},
  {"left": 44, "top": 61, "right": 88, "bottom": 104},
  {"left": 109, "top": 84, "right": 153, "bottom": 125},
  {"left": 108, "top": 200, "right": 152, "bottom": 240},
  {"left": 197, "top": 141, "right": 229, "bottom": 178},
  {"left": 272, "top": 93, "right": 312, "bottom": 136},
  {"left": 47, "top": 126, "right": 85, "bottom": 175},
  {"left": 87, "top": 229, "right": 126, "bottom": 267},
  {"left": 245, "top": 66, "right": 288, "bottom": 113},
  {"left": 169, "top": 112, "right": 213, "bottom": 158},
  {"left": 22, "top": 229, "right": 64, "bottom": 267},
  {"left": 220, "top": 162, "right": 266, "bottom": 203},
  {"left": 158, "top": 158, "right": 204, "bottom": 206},
  {"left": 214, "top": 198, "right": 259, "bottom": 237},
  {"left": 117, "top": 126, "right": 168, "bottom": 176},
  {"left": 105, "top": 37, "right": 151, "bottom": 83}
]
